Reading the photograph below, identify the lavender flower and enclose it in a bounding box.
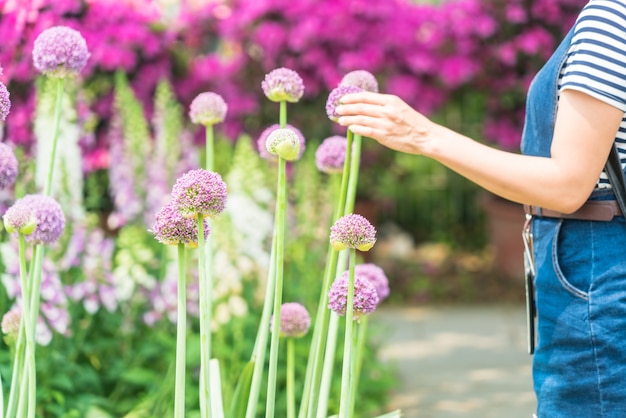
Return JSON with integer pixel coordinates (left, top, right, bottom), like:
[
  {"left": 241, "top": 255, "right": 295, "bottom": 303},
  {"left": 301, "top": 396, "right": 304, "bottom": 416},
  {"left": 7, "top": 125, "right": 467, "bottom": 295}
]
[
  {"left": 315, "top": 135, "right": 347, "bottom": 174},
  {"left": 340, "top": 70, "right": 379, "bottom": 93},
  {"left": 189, "top": 92, "right": 228, "bottom": 125},
  {"left": 1, "top": 308, "right": 21, "bottom": 337},
  {"left": 326, "top": 85, "right": 364, "bottom": 122},
  {"left": 261, "top": 67, "right": 304, "bottom": 103},
  {"left": 328, "top": 275, "right": 379, "bottom": 320},
  {"left": 171, "top": 169, "right": 227, "bottom": 219},
  {"left": 257, "top": 123, "right": 305, "bottom": 161},
  {"left": 3, "top": 203, "right": 37, "bottom": 235},
  {"left": 32, "top": 26, "right": 90, "bottom": 77},
  {"left": 151, "top": 201, "right": 209, "bottom": 246},
  {"left": 352, "top": 264, "right": 390, "bottom": 302},
  {"left": 270, "top": 302, "right": 311, "bottom": 338},
  {"left": 329, "top": 214, "right": 376, "bottom": 252},
  {"left": 265, "top": 127, "right": 302, "bottom": 161},
  {"left": 0, "top": 143, "right": 18, "bottom": 188},
  {"left": 0, "top": 81, "right": 10, "bottom": 121},
  {"left": 6, "top": 195, "right": 65, "bottom": 244}
]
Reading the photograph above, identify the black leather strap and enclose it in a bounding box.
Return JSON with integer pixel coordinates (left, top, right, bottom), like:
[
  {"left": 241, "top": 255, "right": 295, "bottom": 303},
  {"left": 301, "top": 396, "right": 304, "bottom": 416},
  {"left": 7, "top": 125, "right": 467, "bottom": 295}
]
[{"left": 605, "top": 143, "right": 626, "bottom": 218}]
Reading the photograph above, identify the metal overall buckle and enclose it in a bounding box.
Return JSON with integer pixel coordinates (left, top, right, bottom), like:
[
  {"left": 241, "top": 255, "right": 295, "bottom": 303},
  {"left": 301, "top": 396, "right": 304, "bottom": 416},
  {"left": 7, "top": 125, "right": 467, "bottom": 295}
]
[{"left": 522, "top": 214, "right": 536, "bottom": 355}]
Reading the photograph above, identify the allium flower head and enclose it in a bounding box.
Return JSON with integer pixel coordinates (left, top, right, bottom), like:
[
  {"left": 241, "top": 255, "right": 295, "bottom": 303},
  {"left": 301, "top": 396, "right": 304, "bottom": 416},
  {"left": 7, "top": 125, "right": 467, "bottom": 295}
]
[
  {"left": 1, "top": 308, "right": 21, "bottom": 337},
  {"left": 270, "top": 302, "right": 311, "bottom": 338},
  {"left": 0, "top": 82, "right": 10, "bottom": 122},
  {"left": 315, "top": 135, "right": 347, "bottom": 174},
  {"left": 328, "top": 275, "right": 379, "bottom": 320},
  {"left": 0, "top": 143, "right": 18, "bottom": 188},
  {"left": 3, "top": 202, "right": 37, "bottom": 235},
  {"left": 151, "top": 201, "right": 209, "bottom": 246},
  {"left": 261, "top": 67, "right": 304, "bottom": 103},
  {"left": 171, "top": 169, "right": 227, "bottom": 219},
  {"left": 9, "top": 194, "right": 65, "bottom": 245},
  {"left": 189, "top": 92, "right": 228, "bottom": 125},
  {"left": 326, "top": 85, "right": 364, "bottom": 122},
  {"left": 329, "top": 213, "right": 376, "bottom": 251},
  {"left": 340, "top": 70, "right": 379, "bottom": 93},
  {"left": 257, "top": 124, "right": 305, "bottom": 161},
  {"left": 33, "top": 26, "right": 90, "bottom": 77},
  {"left": 265, "top": 127, "right": 302, "bottom": 161},
  {"left": 353, "top": 264, "right": 390, "bottom": 301}
]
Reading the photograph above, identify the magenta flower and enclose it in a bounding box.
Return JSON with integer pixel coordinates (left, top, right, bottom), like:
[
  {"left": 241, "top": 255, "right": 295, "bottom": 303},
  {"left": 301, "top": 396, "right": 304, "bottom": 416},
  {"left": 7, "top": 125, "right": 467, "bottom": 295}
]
[
  {"left": 261, "top": 67, "right": 305, "bottom": 103},
  {"left": 189, "top": 92, "right": 228, "bottom": 125},
  {"left": 0, "top": 143, "right": 18, "bottom": 189},
  {"left": 326, "top": 85, "right": 364, "bottom": 122},
  {"left": 353, "top": 264, "right": 390, "bottom": 301},
  {"left": 328, "top": 275, "right": 379, "bottom": 320},
  {"left": 3, "top": 203, "right": 37, "bottom": 235},
  {"left": 151, "top": 201, "right": 209, "bottom": 246},
  {"left": 270, "top": 302, "right": 311, "bottom": 338},
  {"left": 265, "top": 127, "right": 302, "bottom": 161},
  {"left": 171, "top": 169, "right": 227, "bottom": 219},
  {"left": 7, "top": 195, "right": 65, "bottom": 245},
  {"left": 32, "top": 26, "right": 90, "bottom": 78},
  {"left": 329, "top": 213, "right": 376, "bottom": 252},
  {"left": 340, "top": 70, "right": 379, "bottom": 93},
  {"left": 257, "top": 123, "right": 305, "bottom": 161},
  {"left": 0, "top": 82, "right": 10, "bottom": 122},
  {"left": 315, "top": 135, "right": 347, "bottom": 174}
]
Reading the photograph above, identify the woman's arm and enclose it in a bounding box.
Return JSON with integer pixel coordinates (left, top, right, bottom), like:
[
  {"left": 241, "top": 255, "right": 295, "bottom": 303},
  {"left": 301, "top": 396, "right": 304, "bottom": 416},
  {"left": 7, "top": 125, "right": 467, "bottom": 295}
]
[{"left": 336, "top": 89, "right": 623, "bottom": 213}]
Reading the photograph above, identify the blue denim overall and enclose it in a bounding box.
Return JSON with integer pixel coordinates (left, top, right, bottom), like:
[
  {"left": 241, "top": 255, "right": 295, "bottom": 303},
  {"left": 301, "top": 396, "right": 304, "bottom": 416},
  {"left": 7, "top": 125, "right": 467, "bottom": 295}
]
[{"left": 522, "top": 26, "right": 626, "bottom": 417}]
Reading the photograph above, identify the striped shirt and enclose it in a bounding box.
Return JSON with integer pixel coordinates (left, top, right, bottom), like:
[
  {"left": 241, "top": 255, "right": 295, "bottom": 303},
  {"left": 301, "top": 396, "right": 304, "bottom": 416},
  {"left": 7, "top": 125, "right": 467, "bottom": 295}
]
[{"left": 559, "top": 0, "right": 626, "bottom": 188}]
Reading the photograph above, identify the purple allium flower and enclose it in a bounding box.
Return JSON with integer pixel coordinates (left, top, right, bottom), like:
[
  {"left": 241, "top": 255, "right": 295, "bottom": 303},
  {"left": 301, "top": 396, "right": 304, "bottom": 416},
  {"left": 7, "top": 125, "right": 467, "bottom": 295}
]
[
  {"left": 326, "top": 85, "right": 364, "bottom": 122},
  {"left": 315, "top": 135, "right": 347, "bottom": 174},
  {"left": 7, "top": 195, "right": 65, "bottom": 245},
  {"left": 270, "top": 302, "right": 311, "bottom": 338},
  {"left": 151, "top": 201, "right": 209, "bottom": 246},
  {"left": 0, "top": 82, "right": 10, "bottom": 122},
  {"left": 328, "top": 275, "right": 379, "bottom": 320},
  {"left": 265, "top": 127, "right": 302, "bottom": 161},
  {"left": 3, "top": 202, "right": 37, "bottom": 235},
  {"left": 0, "top": 143, "right": 18, "bottom": 188},
  {"left": 353, "top": 264, "right": 390, "bottom": 301},
  {"left": 1, "top": 308, "right": 21, "bottom": 337},
  {"left": 329, "top": 213, "right": 376, "bottom": 252},
  {"left": 257, "top": 123, "right": 305, "bottom": 161},
  {"left": 340, "top": 70, "right": 379, "bottom": 93},
  {"left": 189, "top": 92, "right": 228, "bottom": 125},
  {"left": 261, "top": 67, "right": 305, "bottom": 103},
  {"left": 32, "top": 26, "right": 90, "bottom": 78},
  {"left": 171, "top": 169, "right": 227, "bottom": 219}
]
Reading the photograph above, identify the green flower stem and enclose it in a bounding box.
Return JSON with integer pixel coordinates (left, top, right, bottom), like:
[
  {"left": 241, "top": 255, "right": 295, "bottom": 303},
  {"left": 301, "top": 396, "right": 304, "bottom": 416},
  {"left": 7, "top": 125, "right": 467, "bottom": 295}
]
[
  {"left": 349, "top": 316, "right": 368, "bottom": 416},
  {"left": 287, "top": 338, "right": 296, "bottom": 418},
  {"left": 315, "top": 311, "right": 339, "bottom": 418},
  {"left": 44, "top": 77, "right": 65, "bottom": 196},
  {"left": 198, "top": 216, "right": 212, "bottom": 418},
  {"left": 337, "top": 249, "right": 357, "bottom": 418},
  {"left": 344, "top": 133, "right": 362, "bottom": 213},
  {"left": 205, "top": 124, "right": 214, "bottom": 172},
  {"left": 300, "top": 132, "right": 354, "bottom": 418},
  {"left": 174, "top": 244, "right": 187, "bottom": 418},
  {"left": 279, "top": 101, "right": 287, "bottom": 128},
  {"left": 5, "top": 330, "right": 25, "bottom": 418},
  {"left": 265, "top": 156, "right": 287, "bottom": 417}
]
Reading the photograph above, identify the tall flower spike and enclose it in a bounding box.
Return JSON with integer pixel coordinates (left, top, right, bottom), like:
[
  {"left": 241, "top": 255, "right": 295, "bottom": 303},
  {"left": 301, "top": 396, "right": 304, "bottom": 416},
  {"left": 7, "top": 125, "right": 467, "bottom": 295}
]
[
  {"left": 171, "top": 169, "right": 227, "bottom": 219},
  {"left": 189, "top": 92, "right": 227, "bottom": 125},
  {"left": 265, "top": 127, "right": 302, "bottom": 161},
  {"left": 329, "top": 213, "right": 376, "bottom": 252},
  {"left": 257, "top": 123, "right": 306, "bottom": 162},
  {"left": 151, "top": 201, "right": 209, "bottom": 246},
  {"left": 315, "top": 135, "right": 347, "bottom": 174},
  {"left": 10, "top": 194, "right": 65, "bottom": 245},
  {"left": 0, "top": 142, "right": 18, "bottom": 189},
  {"left": 326, "top": 85, "right": 364, "bottom": 122},
  {"left": 0, "top": 82, "right": 10, "bottom": 122},
  {"left": 352, "top": 264, "right": 390, "bottom": 302},
  {"left": 32, "top": 26, "right": 90, "bottom": 78},
  {"left": 340, "top": 70, "right": 379, "bottom": 93},
  {"left": 270, "top": 302, "right": 311, "bottom": 338},
  {"left": 261, "top": 67, "right": 304, "bottom": 103},
  {"left": 328, "top": 275, "right": 379, "bottom": 321}
]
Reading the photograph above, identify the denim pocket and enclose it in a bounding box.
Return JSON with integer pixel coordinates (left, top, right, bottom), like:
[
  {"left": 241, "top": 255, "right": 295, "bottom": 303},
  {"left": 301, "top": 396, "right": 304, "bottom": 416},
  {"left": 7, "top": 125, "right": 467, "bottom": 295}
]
[{"left": 552, "top": 220, "right": 591, "bottom": 300}]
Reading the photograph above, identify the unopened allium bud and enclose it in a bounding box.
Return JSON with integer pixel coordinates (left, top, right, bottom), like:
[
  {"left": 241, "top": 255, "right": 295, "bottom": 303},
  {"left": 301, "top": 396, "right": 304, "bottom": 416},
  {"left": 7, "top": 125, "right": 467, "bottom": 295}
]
[
  {"left": 265, "top": 127, "right": 302, "bottom": 161},
  {"left": 151, "top": 201, "right": 208, "bottom": 246},
  {"left": 315, "top": 135, "right": 347, "bottom": 174},
  {"left": 329, "top": 213, "right": 376, "bottom": 252},
  {"left": 328, "top": 275, "right": 379, "bottom": 320},
  {"left": 7, "top": 195, "right": 65, "bottom": 244},
  {"left": 3, "top": 203, "right": 37, "bottom": 235},
  {"left": 0, "top": 143, "right": 18, "bottom": 188},
  {"left": 326, "top": 85, "right": 363, "bottom": 122},
  {"left": 257, "top": 124, "right": 305, "bottom": 162},
  {"left": 261, "top": 67, "right": 304, "bottom": 103},
  {"left": 171, "top": 169, "right": 227, "bottom": 219},
  {"left": 352, "top": 264, "right": 390, "bottom": 301},
  {"left": 270, "top": 302, "right": 311, "bottom": 338},
  {"left": 32, "top": 26, "right": 90, "bottom": 77},
  {"left": 0, "top": 82, "right": 10, "bottom": 122},
  {"left": 189, "top": 92, "right": 227, "bottom": 125},
  {"left": 1, "top": 308, "right": 21, "bottom": 338},
  {"left": 340, "top": 70, "right": 379, "bottom": 93}
]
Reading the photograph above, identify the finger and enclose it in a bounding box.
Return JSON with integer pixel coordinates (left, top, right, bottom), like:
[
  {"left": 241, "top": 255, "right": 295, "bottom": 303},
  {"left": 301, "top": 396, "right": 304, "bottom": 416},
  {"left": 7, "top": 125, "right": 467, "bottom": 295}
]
[{"left": 339, "top": 91, "right": 388, "bottom": 105}]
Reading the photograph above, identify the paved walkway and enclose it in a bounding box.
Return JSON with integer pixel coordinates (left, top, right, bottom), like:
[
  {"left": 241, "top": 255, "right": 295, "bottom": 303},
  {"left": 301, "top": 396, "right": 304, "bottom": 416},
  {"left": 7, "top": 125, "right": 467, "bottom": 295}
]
[{"left": 371, "top": 305, "right": 536, "bottom": 418}]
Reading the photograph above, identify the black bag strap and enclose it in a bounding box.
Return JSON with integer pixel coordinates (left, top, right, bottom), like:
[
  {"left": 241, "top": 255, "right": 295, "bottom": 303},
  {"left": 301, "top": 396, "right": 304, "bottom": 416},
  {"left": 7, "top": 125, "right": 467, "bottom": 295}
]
[{"left": 604, "top": 143, "right": 626, "bottom": 217}]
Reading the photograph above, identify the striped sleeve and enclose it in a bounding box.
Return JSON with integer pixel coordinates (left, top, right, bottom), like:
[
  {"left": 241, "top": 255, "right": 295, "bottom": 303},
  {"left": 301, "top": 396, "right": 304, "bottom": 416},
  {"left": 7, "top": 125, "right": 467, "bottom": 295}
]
[{"left": 560, "top": 0, "right": 626, "bottom": 112}]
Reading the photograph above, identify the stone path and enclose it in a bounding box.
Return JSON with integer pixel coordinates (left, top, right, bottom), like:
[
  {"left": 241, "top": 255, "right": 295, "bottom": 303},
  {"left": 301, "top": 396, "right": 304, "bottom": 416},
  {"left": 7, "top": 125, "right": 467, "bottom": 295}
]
[{"left": 371, "top": 305, "right": 536, "bottom": 418}]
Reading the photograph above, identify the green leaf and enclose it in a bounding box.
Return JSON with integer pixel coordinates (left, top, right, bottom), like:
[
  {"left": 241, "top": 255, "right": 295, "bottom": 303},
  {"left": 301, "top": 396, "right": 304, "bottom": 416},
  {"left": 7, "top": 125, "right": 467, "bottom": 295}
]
[{"left": 228, "top": 360, "right": 255, "bottom": 418}]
